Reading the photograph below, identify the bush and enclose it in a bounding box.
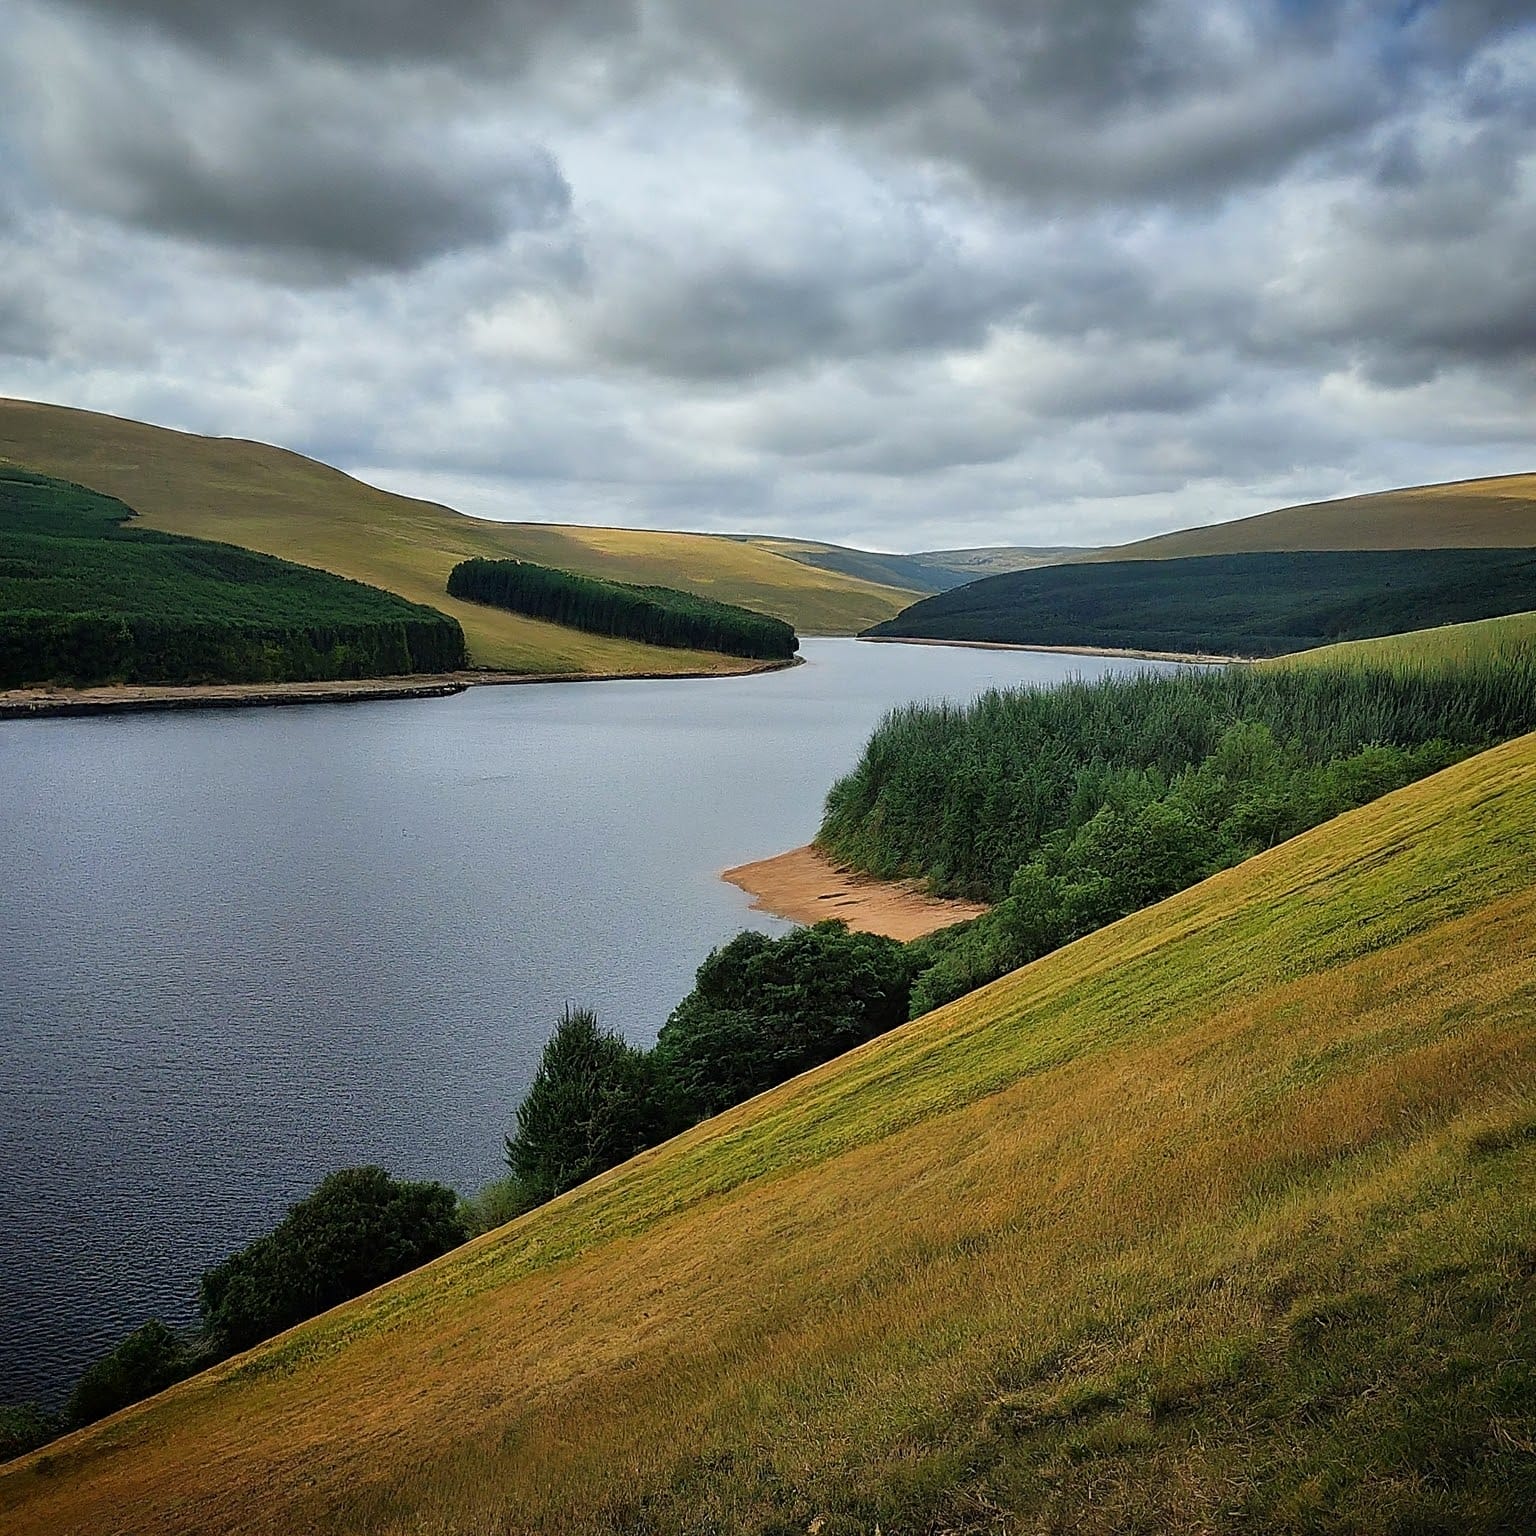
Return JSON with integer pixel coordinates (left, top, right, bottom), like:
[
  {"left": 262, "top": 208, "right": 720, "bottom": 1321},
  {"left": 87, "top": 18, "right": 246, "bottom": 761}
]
[
  {"left": 199, "top": 1167, "right": 467, "bottom": 1353},
  {"left": 65, "top": 1320, "right": 197, "bottom": 1428},
  {"left": 654, "top": 922, "right": 913, "bottom": 1119},
  {"left": 460, "top": 1174, "right": 540, "bottom": 1236},
  {"left": 0, "top": 1402, "right": 61, "bottom": 1462}
]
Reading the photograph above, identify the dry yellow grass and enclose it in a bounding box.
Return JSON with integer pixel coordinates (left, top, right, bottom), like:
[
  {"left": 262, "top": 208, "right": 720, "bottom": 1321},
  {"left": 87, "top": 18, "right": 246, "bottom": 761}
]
[
  {"left": 5, "top": 731, "right": 1534, "bottom": 1532},
  {"left": 1095, "top": 471, "right": 1536, "bottom": 559},
  {"left": 0, "top": 399, "right": 918, "bottom": 671}
]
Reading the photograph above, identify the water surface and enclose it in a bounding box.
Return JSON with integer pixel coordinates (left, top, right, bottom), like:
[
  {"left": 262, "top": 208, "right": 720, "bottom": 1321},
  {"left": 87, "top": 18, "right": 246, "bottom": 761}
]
[{"left": 0, "top": 638, "right": 1168, "bottom": 1404}]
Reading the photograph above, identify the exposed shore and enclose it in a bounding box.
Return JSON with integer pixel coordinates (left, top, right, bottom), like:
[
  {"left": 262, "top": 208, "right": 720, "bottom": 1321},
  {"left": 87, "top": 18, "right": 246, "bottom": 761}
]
[
  {"left": 859, "top": 634, "right": 1248, "bottom": 665},
  {"left": 723, "top": 844, "right": 987, "bottom": 942},
  {"left": 0, "top": 656, "right": 798, "bottom": 722}
]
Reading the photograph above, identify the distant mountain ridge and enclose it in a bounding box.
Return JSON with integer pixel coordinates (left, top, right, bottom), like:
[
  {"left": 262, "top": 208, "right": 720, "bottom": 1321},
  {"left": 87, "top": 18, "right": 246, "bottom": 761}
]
[{"left": 739, "top": 536, "right": 1091, "bottom": 593}]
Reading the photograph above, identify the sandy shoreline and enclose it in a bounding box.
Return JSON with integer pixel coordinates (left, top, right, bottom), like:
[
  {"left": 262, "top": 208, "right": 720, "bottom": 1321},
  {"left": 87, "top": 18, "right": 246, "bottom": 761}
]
[
  {"left": 859, "top": 635, "right": 1248, "bottom": 665},
  {"left": 0, "top": 656, "right": 798, "bottom": 721},
  {"left": 723, "top": 844, "right": 987, "bottom": 942}
]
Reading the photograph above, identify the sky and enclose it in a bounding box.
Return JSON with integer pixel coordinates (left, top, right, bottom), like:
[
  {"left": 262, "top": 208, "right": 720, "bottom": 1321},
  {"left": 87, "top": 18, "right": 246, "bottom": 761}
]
[{"left": 0, "top": 1, "right": 1532, "bottom": 552}]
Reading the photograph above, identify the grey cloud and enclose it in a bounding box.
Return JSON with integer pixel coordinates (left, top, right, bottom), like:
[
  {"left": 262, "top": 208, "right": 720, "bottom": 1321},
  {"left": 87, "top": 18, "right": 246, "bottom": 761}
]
[
  {"left": 583, "top": 250, "right": 1019, "bottom": 381},
  {"left": 46, "top": 0, "right": 636, "bottom": 69},
  {"left": 18, "top": 46, "right": 571, "bottom": 275},
  {"left": 660, "top": 0, "right": 1386, "bottom": 202},
  {"left": 0, "top": 290, "right": 56, "bottom": 360}
]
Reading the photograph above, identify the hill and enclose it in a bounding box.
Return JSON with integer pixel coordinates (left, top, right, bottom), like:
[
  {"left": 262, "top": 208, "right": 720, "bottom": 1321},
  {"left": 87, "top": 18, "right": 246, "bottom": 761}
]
[
  {"left": 0, "top": 469, "right": 465, "bottom": 687},
  {"left": 0, "top": 399, "right": 917, "bottom": 672},
  {"left": 863, "top": 548, "right": 1536, "bottom": 657},
  {"left": 740, "top": 536, "right": 1087, "bottom": 593},
  {"left": 1094, "top": 471, "right": 1536, "bottom": 560},
  {"left": 5, "top": 732, "right": 1533, "bottom": 1533},
  {"left": 1267, "top": 608, "right": 1536, "bottom": 671}
]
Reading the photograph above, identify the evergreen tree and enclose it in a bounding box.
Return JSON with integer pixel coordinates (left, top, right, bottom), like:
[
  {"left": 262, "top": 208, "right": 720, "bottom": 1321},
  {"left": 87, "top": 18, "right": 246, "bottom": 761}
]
[{"left": 506, "top": 1008, "right": 662, "bottom": 1204}]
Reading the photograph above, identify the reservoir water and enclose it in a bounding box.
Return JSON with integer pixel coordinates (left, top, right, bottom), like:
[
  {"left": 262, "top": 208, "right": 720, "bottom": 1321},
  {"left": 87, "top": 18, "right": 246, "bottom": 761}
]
[{"left": 0, "top": 638, "right": 1170, "bottom": 1406}]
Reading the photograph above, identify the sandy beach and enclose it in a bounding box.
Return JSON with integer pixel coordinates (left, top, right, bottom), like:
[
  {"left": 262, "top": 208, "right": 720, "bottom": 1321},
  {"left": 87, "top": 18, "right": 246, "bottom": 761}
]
[{"left": 723, "top": 843, "right": 987, "bottom": 942}]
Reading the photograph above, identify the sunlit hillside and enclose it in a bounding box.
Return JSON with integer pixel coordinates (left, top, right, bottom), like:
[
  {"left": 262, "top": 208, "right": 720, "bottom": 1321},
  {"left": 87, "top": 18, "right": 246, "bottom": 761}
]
[
  {"left": 5, "top": 731, "right": 1533, "bottom": 1534},
  {"left": 1095, "top": 471, "right": 1536, "bottom": 559},
  {"left": 0, "top": 399, "right": 919, "bottom": 672},
  {"left": 1269, "top": 608, "right": 1536, "bottom": 670}
]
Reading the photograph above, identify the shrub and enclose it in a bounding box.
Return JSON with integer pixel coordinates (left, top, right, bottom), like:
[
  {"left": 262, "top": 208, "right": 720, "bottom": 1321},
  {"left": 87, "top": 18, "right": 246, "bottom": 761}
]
[
  {"left": 65, "top": 1321, "right": 197, "bottom": 1428},
  {"left": 654, "top": 921, "right": 912, "bottom": 1119},
  {"left": 0, "top": 1401, "right": 61, "bottom": 1462},
  {"left": 199, "top": 1167, "right": 467, "bottom": 1353}
]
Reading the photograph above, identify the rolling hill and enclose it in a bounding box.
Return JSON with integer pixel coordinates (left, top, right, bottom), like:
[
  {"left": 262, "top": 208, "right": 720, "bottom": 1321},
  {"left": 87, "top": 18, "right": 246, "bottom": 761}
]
[
  {"left": 863, "top": 548, "right": 1536, "bottom": 657},
  {"left": 0, "top": 399, "right": 920, "bottom": 673},
  {"left": 1266, "top": 608, "right": 1536, "bottom": 671},
  {"left": 739, "top": 536, "right": 1088, "bottom": 593},
  {"left": 1093, "top": 471, "right": 1536, "bottom": 560},
  {"left": 0, "top": 469, "right": 466, "bottom": 687},
  {"left": 5, "top": 731, "right": 1533, "bottom": 1533}
]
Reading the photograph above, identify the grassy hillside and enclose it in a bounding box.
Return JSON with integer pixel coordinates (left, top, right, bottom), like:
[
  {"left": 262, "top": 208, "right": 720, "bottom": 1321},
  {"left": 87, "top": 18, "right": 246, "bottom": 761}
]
[
  {"left": 5, "top": 734, "right": 1534, "bottom": 1533},
  {"left": 0, "top": 399, "right": 916, "bottom": 672},
  {"left": 865, "top": 548, "right": 1536, "bottom": 656},
  {"left": 1096, "top": 471, "right": 1536, "bottom": 560},
  {"left": 1268, "top": 609, "right": 1536, "bottom": 671},
  {"left": 741, "top": 537, "right": 1086, "bottom": 593}
]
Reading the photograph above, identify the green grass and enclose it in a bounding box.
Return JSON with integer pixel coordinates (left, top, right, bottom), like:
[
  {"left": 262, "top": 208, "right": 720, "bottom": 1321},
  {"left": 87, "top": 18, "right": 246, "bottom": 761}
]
[
  {"left": 5, "top": 733, "right": 1534, "bottom": 1533},
  {"left": 1268, "top": 608, "right": 1536, "bottom": 670},
  {"left": 0, "top": 398, "right": 918, "bottom": 672},
  {"left": 1094, "top": 471, "right": 1536, "bottom": 559}
]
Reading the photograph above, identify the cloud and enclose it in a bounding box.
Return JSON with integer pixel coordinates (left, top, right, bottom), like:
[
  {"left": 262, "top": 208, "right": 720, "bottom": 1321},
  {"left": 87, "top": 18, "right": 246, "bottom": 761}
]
[
  {"left": 8, "top": 31, "right": 570, "bottom": 275},
  {"left": 1, "top": 0, "right": 1532, "bottom": 551},
  {"left": 46, "top": 0, "right": 636, "bottom": 70}
]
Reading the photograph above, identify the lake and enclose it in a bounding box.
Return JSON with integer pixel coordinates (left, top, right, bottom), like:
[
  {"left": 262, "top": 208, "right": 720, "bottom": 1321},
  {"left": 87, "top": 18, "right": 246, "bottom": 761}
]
[{"left": 0, "top": 638, "right": 1171, "bottom": 1406}]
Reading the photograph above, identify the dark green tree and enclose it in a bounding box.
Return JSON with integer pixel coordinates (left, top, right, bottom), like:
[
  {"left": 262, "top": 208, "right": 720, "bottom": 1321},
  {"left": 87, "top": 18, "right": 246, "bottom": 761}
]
[
  {"left": 199, "top": 1167, "right": 466, "bottom": 1353},
  {"left": 506, "top": 1007, "right": 663, "bottom": 1205},
  {"left": 65, "top": 1320, "right": 196, "bottom": 1429},
  {"left": 0, "top": 1402, "right": 62, "bottom": 1462},
  {"left": 654, "top": 921, "right": 912, "bottom": 1119}
]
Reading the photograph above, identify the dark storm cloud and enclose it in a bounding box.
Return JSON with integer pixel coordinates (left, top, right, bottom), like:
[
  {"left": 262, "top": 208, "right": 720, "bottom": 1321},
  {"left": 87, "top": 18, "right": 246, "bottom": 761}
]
[
  {"left": 18, "top": 42, "right": 571, "bottom": 275},
  {"left": 661, "top": 0, "right": 1382, "bottom": 202},
  {"left": 49, "top": 0, "right": 636, "bottom": 68},
  {"left": 76, "top": 122, "right": 568, "bottom": 275}
]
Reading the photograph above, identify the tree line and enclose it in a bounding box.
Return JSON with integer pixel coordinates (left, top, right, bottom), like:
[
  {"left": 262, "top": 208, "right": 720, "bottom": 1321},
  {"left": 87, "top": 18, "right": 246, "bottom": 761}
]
[
  {"left": 820, "top": 653, "right": 1536, "bottom": 1010},
  {"left": 447, "top": 557, "right": 799, "bottom": 660},
  {"left": 865, "top": 548, "right": 1536, "bottom": 656},
  {"left": 0, "top": 468, "right": 466, "bottom": 687}
]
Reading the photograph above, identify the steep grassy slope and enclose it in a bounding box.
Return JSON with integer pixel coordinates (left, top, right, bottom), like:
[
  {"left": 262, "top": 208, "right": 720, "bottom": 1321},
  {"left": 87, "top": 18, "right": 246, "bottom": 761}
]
[
  {"left": 6, "top": 736, "right": 1534, "bottom": 1533},
  {"left": 0, "top": 399, "right": 915, "bottom": 671},
  {"left": 1267, "top": 608, "right": 1536, "bottom": 671},
  {"left": 1095, "top": 471, "right": 1536, "bottom": 560}
]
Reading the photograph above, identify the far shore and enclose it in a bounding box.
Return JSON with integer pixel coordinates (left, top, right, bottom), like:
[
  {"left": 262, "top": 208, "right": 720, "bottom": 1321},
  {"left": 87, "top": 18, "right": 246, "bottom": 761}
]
[
  {"left": 858, "top": 634, "right": 1249, "bottom": 665},
  {"left": 0, "top": 656, "right": 799, "bottom": 722},
  {"left": 723, "top": 844, "right": 987, "bottom": 942}
]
